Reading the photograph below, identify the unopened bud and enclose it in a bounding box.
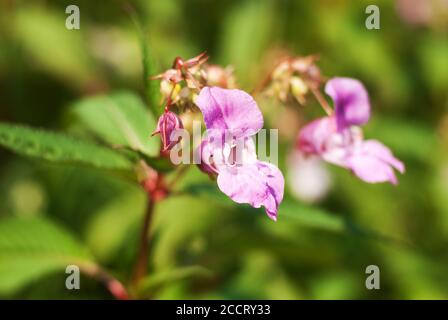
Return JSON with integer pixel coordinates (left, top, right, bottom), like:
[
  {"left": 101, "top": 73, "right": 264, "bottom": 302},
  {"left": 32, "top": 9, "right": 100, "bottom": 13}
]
[
  {"left": 272, "top": 61, "right": 290, "bottom": 80},
  {"left": 152, "top": 111, "right": 184, "bottom": 152},
  {"left": 203, "top": 65, "right": 237, "bottom": 88},
  {"left": 160, "top": 80, "right": 181, "bottom": 102},
  {"left": 270, "top": 80, "right": 288, "bottom": 102},
  {"left": 290, "top": 76, "right": 308, "bottom": 105},
  {"left": 180, "top": 110, "right": 203, "bottom": 133}
]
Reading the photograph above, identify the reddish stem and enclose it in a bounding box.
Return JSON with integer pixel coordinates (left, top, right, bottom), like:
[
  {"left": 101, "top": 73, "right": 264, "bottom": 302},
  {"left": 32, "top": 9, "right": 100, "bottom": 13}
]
[
  {"left": 80, "top": 264, "right": 129, "bottom": 300},
  {"left": 131, "top": 196, "right": 156, "bottom": 287}
]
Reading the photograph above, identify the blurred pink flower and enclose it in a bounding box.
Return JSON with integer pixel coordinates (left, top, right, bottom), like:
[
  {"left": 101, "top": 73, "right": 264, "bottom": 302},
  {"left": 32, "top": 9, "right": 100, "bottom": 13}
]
[
  {"left": 396, "top": 0, "right": 434, "bottom": 26},
  {"left": 287, "top": 150, "right": 331, "bottom": 203},
  {"left": 396, "top": 0, "right": 448, "bottom": 26},
  {"left": 196, "top": 87, "right": 284, "bottom": 221},
  {"left": 298, "top": 78, "right": 405, "bottom": 184}
]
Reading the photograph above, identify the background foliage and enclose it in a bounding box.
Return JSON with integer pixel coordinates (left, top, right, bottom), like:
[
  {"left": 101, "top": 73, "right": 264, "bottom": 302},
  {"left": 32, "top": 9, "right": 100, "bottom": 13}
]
[{"left": 0, "top": 0, "right": 447, "bottom": 299}]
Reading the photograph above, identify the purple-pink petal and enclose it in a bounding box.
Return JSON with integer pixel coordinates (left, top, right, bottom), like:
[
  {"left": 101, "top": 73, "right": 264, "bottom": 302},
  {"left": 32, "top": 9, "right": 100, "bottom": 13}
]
[
  {"left": 196, "top": 138, "right": 219, "bottom": 176},
  {"left": 216, "top": 161, "right": 284, "bottom": 221},
  {"left": 360, "top": 140, "right": 405, "bottom": 173},
  {"left": 325, "top": 77, "right": 370, "bottom": 131},
  {"left": 196, "top": 87, "right": 263, "bottom": 137},
  {"left": 345, "top": 140, "right": 405, "bottom": 184},
  {"left": 297, "top": 117, "right": 336, "bottom": 155}
]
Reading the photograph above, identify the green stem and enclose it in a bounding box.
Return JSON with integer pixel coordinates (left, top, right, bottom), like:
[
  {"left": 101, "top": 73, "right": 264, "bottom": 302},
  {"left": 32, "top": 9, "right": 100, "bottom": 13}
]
[
  {"left": 127, "top": 5, "right": 160, "bottom": 117},
  {"left": 167, "top": 165, "right": 190, "bottom": 190}
]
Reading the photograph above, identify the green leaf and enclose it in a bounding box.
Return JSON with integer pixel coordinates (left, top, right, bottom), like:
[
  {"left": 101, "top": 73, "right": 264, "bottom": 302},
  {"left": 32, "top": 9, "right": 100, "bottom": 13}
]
[
  {"left": 72, "top": 91, "right": 160, "bottom": 157},
  {"left": 12, "top": 7, "right": 93, "bottom": 87},
  {"left": 279, "top": 200, "right": 380, "bottom": 238},
  {"left": 86, "top": 191, "right": 146, "bottom": 263},
  {"left": 183, "top": 183, "right": 405, "bottom": 244},
  {"left": 0, "top": 122, "right": 133, "bottom": 170},
  {"left": 137, "top": 266, "right": 212, "bottom": 296},
  {"left": 136, "top": 151, "right": 175, "bottom": 173},
  {"left": 219, "top": 0, "right": 275, "bottom": 86},
  {"left": 130, "top": 12, "right": 161, "bottom": 117},
  {"left": 279, "top": 201, "right": 347, "bottom": 233},
  {"left": 279, "top": 200, "right": 409, "bottom": 246},
  {"left": 367, "top": 117, "right": 438, "bottom": 163},
  {"left": 0, "top": 217, "right": 96, "bottom": 294},
  {"left": 419, "top": 35, "right": 448, "bottom": 93}
]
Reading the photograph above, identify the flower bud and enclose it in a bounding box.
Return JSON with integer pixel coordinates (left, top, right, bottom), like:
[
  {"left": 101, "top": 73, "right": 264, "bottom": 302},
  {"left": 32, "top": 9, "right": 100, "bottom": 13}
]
[
  {"left": 272, "top": 61, "right": 290, "bottom": 80},
  {"left": 203, "top": 64, "right": 237, "bottom": 88},
  {"left": 267, "top": 79, "right": 288, "bottom": 102},
  {"left": 290, "top": 76, "right": 308, "bottom": 105},
  {"left": 160, "top": 79, "right": 181, "bottom": 102},
  {"left": 152, "top": 111, "right": 184, "bottom": 152}
]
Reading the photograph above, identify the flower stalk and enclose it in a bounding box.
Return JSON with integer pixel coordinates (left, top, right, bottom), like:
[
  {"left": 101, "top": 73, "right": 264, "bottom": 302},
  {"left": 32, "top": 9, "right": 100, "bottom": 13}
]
[
  {"left": 80, "top": 263, "right": 129, "bottom": 300},
  {"left": 309, "top": 84, "right": 333, "bottom": 116},
  {"left": 131, "top": 195, "right": 156, "bottom": 287}
]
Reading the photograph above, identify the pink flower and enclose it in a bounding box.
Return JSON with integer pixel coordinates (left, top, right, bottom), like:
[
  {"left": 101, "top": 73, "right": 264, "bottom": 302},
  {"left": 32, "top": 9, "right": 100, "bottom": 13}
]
[
  {"left": 196, "top": 87, "right": 284, "bottom": 221},
  {"left": 298, "top": 77, "right": 405, "bottom": 184},
  {"left": 152, "top": 111, "right": 183, "bottom": 152}
]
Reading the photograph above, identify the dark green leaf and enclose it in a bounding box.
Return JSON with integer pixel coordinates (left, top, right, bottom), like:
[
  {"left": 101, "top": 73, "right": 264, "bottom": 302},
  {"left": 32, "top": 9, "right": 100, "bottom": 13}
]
[{"left": 0, "top": 122, "right": 133, "bottom": 170}]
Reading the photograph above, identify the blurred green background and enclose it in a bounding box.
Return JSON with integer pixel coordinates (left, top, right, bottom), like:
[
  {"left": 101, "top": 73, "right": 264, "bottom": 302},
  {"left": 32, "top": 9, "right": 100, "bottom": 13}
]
[{"left": 0, "top": 0, "right": 448, "bottom": 299}]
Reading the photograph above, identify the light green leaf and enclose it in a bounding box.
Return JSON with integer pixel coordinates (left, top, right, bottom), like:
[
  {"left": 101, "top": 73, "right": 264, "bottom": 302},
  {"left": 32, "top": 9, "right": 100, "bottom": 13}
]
[
  {"left": 0, "top": 217, "right": 96, "bottom": 294},
  {"left": 279, "top": 200, "right": 409, "bottom": 247},
  {"left": 86, "top": 191, "right": 146, "bottom": 263},
  {"left": 419, "top": 35, "right": 448, "bottom": 93},
  {"left": 0, "top": 122, "right": 133, "bottom": 171},
  {"left": 367, "top": 117, "right": 438, "bottom": 163},
  {"left": 219, "top": 0, "right": 275, "bottom": 86},
  {"left": 12, "top": 7, "right": 93, "bottom": 87},
  {"left": 72, "top": 91, "right": 160, "bottom": 157},
  {"left": 279, "top": 201, "right": 347, "bottom": 233}
]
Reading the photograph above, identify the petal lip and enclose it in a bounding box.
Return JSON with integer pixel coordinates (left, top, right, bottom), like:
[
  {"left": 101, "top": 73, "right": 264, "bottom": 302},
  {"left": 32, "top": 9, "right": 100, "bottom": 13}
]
[
  {"left": 196, "top": 87, "right": 264, "bottom": 137},
  {"left": 347, "top": 155, "right": 399, "bottom": 185},
  {"left": 345, "top": 139, "right": 404, "bottom": 185},
  {"left": 325, "top": 77, "right": 371, "bottom": 131},
  {"left": 216, "top": 160, "right": 284, "bottom": 220},
  {"left": 361, "top": 140, "right": 405, "bottom": 173}
]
